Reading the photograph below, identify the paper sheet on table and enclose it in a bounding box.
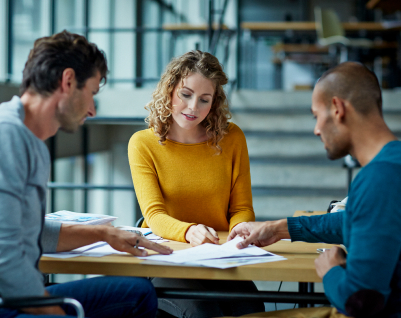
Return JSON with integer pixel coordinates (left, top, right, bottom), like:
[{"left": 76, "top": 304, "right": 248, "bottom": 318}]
[
  {"left": 188, "top": 254, "right": 286, "bottom": 269},
  {"left": 43, "top": 241, "right": 129, "bottom": 258},
  {"left": 117, "top": 226, "right": 168, "bottom": 243},
  {"left": 138, "top": 236, "right": 286, "bottom": 268}
]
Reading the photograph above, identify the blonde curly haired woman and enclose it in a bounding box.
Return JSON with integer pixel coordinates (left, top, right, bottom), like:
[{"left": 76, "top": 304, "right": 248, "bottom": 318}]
[{"left": 128, "top": 50, "right": 264, "bottom": 318}]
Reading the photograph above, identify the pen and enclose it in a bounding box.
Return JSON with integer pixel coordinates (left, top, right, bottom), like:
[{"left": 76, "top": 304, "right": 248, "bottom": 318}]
[{"left": 144, "top": 231, "right": 152, "bottom": 236}]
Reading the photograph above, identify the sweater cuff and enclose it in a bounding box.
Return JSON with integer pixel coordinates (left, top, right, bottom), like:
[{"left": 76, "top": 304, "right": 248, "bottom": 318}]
[
  {"left": 41, "top": 220, "right": 61, "bottom": 253},
  {"left": 287, "top": 217, "right": 304, "bottom": 242},
  {"left": 182, "top": 223, "right": 197, "bottom": 243}
]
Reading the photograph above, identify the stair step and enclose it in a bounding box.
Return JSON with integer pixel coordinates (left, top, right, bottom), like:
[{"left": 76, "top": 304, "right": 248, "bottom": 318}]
[
  {"left": 233, "top": 114, "right": 315, "bottom": 132},
  {"left": 231, "top": 107, "right": 401, "bottom": 115},
  {"left": 249, "top": 156, "right": 340, "bottom": 166},
  {"left": 252, "top": 195, "right": 345, "bottom": 220},
  {"left": 250, "top": 164, "right": 358, "bottom": 187},
  {"left": 244, "top": 130, "right": 316, "bottom": 138},
  {"left": 251, "top": 186, "right": 346, "bottom": 197},
  {"left": 234, "top": 113, "right": 401, "bottom": 133}
]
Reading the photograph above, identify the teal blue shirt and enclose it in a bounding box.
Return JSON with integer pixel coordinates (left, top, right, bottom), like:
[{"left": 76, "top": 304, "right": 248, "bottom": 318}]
[{"left": 288, "top": 141, "right": 401, "bottom": 317}]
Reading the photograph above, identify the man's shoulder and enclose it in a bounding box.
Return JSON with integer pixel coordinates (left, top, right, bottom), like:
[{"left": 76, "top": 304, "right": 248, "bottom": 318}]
[
  {"left": 350, "top": 143, "right": 401, "bottom": 203},
  {"left": 0, "top": 96, "right": 24, "bottom": 126},
  {"left": 357, "top": 141, "right": 401, "bottom": 182},
  {"left": 373, "top": 140, "right": 401, "bottom": 167}
]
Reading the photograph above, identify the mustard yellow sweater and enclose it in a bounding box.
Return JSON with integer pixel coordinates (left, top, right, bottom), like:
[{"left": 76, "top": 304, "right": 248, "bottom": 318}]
[{"left": 128, "top": 123, "right": 255, "bottom": 242}]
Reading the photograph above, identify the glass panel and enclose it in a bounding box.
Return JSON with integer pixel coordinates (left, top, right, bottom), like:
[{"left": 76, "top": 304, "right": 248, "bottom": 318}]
[
  {"left": 11, "top": 0, "right": 49, "bottom": 82},
  {"left": 55, "top": 0, "right": 85, "bottom": 34}
]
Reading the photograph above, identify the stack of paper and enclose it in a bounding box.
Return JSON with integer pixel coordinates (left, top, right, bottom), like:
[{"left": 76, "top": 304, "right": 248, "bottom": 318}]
[
  {"left": 43, "top": 237, "right": 286, "bottom": 269},
  {"left": 116, "top": 226, "right": 167, "bottom": 243},
  {"left": 43, "top": 241, "right": 127, "bottom": 259},
  {"left": 139, "top": 237, "right": 286, "bottom": 269},
  {"left": 45, "top": 210, "right": 117, "bottom": 225}
]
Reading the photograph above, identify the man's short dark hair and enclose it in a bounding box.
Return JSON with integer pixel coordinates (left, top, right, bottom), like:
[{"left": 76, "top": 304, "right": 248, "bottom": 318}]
[
  {"left": 317, "top": 62, "right": 382, "bottom": 115},
  {"left": 21, "top": 30, "right": 108, "bottom": 96}
]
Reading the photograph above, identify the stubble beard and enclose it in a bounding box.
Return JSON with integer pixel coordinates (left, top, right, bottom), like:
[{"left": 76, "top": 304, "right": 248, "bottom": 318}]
[{"left": 56, "top": 99, "right": 82, "bottom": 134}]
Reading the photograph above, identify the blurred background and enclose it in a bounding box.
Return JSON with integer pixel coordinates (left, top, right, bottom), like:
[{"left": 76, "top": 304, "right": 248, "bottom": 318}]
[
  {"left": 1, "top": 0, "right": 401, "bottom": 305},
  {"left": 1, "top": 0, "right": 401, "bottom": 230}
]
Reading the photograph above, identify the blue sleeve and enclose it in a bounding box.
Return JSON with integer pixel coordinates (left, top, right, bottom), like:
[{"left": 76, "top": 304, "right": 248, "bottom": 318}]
[
  {"left": 287, "top": 212, "right": 343, "bottom": 244},
  {"left": 323, "top": 162, "right": 401, "bottom": 312},
  {"left": 0, "top": 124, "right": 45, "bottom": 297}
]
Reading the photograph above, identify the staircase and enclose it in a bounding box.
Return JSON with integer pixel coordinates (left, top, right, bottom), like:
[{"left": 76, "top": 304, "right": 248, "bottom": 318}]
[{"left": 230, "top": 90, "right": 401, "bottom": 221}]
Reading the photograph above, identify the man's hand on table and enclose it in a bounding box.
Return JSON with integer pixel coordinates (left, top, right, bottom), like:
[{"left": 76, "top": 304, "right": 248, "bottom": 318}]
[
  {"left": 315, "top": 246, "right": 347, "bottom": 278},
  {"left": 185, "top": 224, "right": 219, "bottom": 247},
  {"left": 227, "top": 219, "right": 290, "bottom": 249},
  {"left": 57, "top": 224, "right": 173, "bottom": 256},
  {"left": 103, "top": 227, "right": 173, "bottom": 256}
]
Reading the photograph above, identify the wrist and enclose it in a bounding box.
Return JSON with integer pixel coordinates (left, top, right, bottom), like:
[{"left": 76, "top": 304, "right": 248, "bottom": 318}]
[
  {"left": 271, "top": 219, "right": 290, "bottom": 240},
  {"left": 97, "top": 225, "right": 112, "bottom": 242},
  {"left": 231, "top": 222, "right": 244, "bottom": 231},
  {"left": 185, "top": 225, "right": 195, "bottom": 242}
]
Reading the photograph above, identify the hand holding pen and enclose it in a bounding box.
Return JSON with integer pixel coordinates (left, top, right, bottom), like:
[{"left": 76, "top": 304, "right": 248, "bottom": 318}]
[{"left": 185, "top": 224, "right": 219, "bottom": 247}]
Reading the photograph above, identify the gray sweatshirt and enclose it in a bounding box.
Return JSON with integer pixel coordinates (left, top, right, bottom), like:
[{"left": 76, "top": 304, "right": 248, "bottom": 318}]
[{"left": 0, "top": 96, "right": 61, "bottom": 297}]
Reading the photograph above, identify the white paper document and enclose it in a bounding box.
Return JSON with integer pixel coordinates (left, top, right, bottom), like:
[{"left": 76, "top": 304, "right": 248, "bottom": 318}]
[
  {"left": 43, "top": 237, "right": 286, "bottom": 269},
  {"left": 117, "top": 226, "right": 168, "bottom": 243},
  {"left": 139, "top": 236, "right": 286, "bottom": 268},
  {"left": 43, "top": 241, "right": 129, "bottom": 259},
  {"left": 45, "top": 210, "right": 117, "bottom": 225}
]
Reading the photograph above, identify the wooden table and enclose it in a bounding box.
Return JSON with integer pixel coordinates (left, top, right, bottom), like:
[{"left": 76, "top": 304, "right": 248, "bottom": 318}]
[
  {"left": 40, "top": 211, "right": 333, "bottom": 304},
  {"left": 40, "top": 234, "right": 333, "bottom": 283}
]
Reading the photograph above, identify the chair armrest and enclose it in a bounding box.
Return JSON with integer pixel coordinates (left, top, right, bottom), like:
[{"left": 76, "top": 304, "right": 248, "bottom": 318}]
[
  {"left": 0, "top": 295, "right": 66, "bottom": 308},
  {"left": 0, "top": 296, "right": 84, "bottom": 318}
]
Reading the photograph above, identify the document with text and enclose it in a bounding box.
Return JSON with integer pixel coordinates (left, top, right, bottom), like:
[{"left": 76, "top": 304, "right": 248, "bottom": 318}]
[{"left": 139, "top": 236, "right": 286, "bottom": 269}]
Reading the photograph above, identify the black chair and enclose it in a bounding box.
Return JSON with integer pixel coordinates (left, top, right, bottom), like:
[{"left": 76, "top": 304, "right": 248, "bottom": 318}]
[
  {"left": 135, "top": 216, "right": 144, "bottom": 228},
  {"left": 0, "top": 296, "right": 84, "bottom": 318}
]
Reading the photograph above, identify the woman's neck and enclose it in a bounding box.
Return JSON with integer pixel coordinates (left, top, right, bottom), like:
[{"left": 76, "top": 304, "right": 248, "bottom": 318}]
[{"left": 167, "top": 123, "right": 209, "bottom": 144}]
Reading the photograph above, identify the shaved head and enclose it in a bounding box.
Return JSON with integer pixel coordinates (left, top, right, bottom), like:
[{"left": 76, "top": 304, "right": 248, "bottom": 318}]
[{"left": 317, "top": 62, "right": 382, "bottom": 115}]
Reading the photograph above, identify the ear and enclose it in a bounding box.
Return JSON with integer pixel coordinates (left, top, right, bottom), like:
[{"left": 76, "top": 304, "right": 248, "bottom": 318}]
[
  {"left": 59, "top": 68, "right": 76, "bottom": 94},
  {"left": 331, "top": 96, "right": 346, "bottom": 122}
]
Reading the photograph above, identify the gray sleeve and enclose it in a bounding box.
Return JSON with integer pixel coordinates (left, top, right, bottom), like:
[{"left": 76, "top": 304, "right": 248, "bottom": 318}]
[
  {"left": 0, "top": 124, "right": 45, "bottom": 297},
  {"left": 41, "top": 220, "right": 61, "bottom": 253}
]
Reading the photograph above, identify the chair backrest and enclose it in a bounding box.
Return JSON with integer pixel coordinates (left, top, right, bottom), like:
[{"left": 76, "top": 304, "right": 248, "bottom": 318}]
[
  {"left": 135, "top": 216, "right": 144, "bottom": 228},
  {"left": 315, "top": 7, "right": 345, "bottom": 40}
]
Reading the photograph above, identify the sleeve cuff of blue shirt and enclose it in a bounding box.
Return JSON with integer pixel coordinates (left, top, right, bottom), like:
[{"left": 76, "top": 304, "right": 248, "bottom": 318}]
[{"left": 287, "top": 217, "right": 304, "bottom": 241}]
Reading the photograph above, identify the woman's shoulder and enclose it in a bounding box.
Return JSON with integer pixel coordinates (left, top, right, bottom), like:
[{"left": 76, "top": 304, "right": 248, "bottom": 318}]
[
  {"left": 225, "top": 122, "right": 246, "bottom": 140},
  {"left": 128, "top": 128, "right": 157, "bottom": 148}
]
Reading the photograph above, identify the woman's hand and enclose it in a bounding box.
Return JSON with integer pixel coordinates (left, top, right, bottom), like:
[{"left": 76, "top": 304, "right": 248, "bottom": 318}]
[{"left": 185, "top": 224, "right": 219, "bottom": 246}]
